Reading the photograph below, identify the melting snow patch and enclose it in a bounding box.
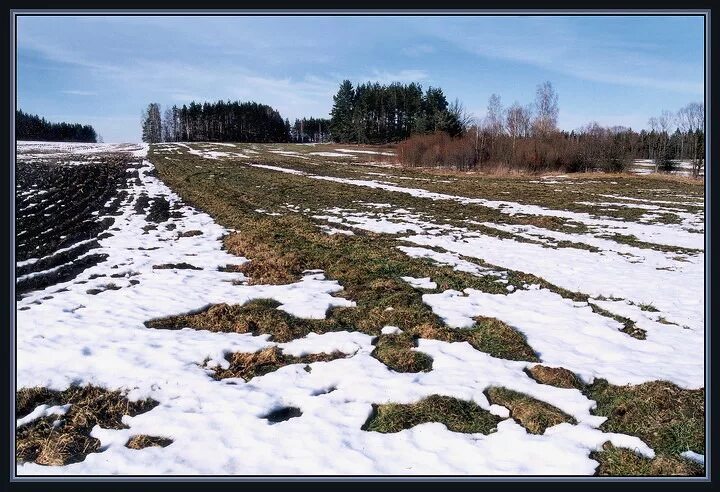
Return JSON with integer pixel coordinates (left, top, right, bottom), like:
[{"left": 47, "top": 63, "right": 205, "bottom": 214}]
[{"left": 401, "top": 276, "right": 437, "bottom": 290}]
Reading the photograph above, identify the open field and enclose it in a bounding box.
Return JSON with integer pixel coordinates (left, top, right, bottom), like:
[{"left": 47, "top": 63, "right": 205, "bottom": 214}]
[{"left": 16, "top": 142, "right": 705, "bottom": 476}]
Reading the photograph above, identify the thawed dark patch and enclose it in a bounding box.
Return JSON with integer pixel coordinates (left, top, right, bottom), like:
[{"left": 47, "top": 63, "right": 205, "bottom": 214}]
[
  {"left": 362, "top": 395, "right": 502, "bottom": 434},
  {"left": 16, "top": 253, "right": 109, "bottom": 300},
  {"left": 152, "top": 262, "right": 202, "bottom": 270},
  {"left": 16, "top": 385, "right": 158, "bottom": 466},
  {"left": 146, "top": 196, "right": 171, "bottom": 223},
  {"left": 178, "top": 229, "right": 203, "bottom": 237},
  {"left": 86, "top": 283, "right": 122, "bottom": 295},
  {"left": 262, "top": 406, "right": 302, "bottom": 424}
]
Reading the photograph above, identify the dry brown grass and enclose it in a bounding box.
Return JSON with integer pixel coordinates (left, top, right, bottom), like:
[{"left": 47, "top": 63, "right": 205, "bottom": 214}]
[
  {"left": 210, "top": 346, "right": 347, "bottom": 381},
  {"left": 177, "top": 229, "right": 203, "bottom": 238},
  {"left": 591, "top": 442, "right": 704, "bottom": 476},
  {"left": 125, "top": 435, "right": 173, "bottom": 449},
  {"left": 224, "top": 229, "right": 304, "bottom": 285},
  {"left": 145, "top": 299, "right": 340, "bottom": 342},
  {"left": 525, "top": 365, "right": 585, "bottom": 390},
  {"left": 484, "top": 387, "right": 575, "bottom": 434},
  {"left": 16, "top": 385, "right": 158, "bottom": 466}
]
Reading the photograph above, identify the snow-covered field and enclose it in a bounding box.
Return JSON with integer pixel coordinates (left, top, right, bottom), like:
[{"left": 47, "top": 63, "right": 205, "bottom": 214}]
[{"left": 15, "top": 142, "right": 705, "bottom": 476}]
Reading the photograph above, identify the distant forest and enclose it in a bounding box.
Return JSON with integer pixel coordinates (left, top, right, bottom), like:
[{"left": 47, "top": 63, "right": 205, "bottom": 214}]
[
  {"left": 329, "top": 80, "right": 465, "bottom": 144},
  {"left": 141, "top": 80, "right": 465, "bottom": 145},
  {"left": 140, "top": 79, "right": 704, "bottom": 177},
  {"left": 16, "top": 110, "right": 98, "bottom": 143},
  {"left": 144, "top": 101, "right": 288, "bottom": 143}
]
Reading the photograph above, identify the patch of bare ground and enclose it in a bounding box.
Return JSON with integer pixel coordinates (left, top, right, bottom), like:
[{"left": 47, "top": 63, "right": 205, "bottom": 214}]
[
  {"left": 125, "top": 435, "right": 173, "bottom": 449},
  {"left": 362, "top": 395, "right": 502, "bottom": 434},
  {"left": 524, "top": 365, "right": 585, "bottom": 390},
  {"left": 484, "top": 387, "right": 576, "bottom": 434},
  {"left": 16, "top": 385, "right": 158, "bottom": 466},
  {"left": 209, "top": 346, "right": 348, "bottom": 381},
  {"left": 178, "top": 229, "right": 203, "bottom": 237}
]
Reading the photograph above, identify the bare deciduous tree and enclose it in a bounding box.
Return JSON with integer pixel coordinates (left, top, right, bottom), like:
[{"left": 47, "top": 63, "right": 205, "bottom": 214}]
[
  {"left": 532, "top": 81, "right": 559, "bottom": 136},
  {"left": 485, "top": 94, "right": 505, "bottom": 136}
]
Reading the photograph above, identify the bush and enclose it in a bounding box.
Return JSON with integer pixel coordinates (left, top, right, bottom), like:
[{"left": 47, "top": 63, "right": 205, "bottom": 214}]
[{"left": 396, "top": 127, "right": 634, "bottom": 174}]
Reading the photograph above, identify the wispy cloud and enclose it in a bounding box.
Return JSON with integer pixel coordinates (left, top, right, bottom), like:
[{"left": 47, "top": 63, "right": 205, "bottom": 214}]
[
  {"left": 61, "top": 90, "right": 97, "bottom": 96},
  {"left": 425, "top": 18, "right": 703, "bottom": 95}
]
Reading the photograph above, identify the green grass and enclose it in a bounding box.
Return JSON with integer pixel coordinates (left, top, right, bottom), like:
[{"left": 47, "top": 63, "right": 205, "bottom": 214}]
[
  {"left": 362, "top": 395, "right": 502, "bottom": 434},
  {"left": 591, "top": 443, "right": 704, "bottom": 476},
  {"left": 587, "top": 379, "right": 705, "bottom": 455}
]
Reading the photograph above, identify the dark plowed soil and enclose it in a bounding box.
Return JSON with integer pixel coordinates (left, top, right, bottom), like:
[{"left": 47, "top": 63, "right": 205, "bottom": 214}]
[{"left": 16, "top": 154, "right": 139, "bottom": 297}]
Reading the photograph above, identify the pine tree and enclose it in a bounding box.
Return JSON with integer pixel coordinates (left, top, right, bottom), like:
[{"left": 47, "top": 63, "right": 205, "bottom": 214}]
[{"left": 330, "top": 80, "right": 356, "bottom": 143}]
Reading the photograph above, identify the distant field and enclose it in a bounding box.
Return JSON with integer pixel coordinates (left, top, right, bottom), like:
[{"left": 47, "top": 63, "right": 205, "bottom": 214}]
[{"left": 16, "top": 142, "right": 705, "bottom": 476}]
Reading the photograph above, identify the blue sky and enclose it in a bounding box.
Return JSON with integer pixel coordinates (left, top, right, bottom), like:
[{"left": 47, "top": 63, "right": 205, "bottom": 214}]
[{"left": 17, "top": 15, "right": 705, "bottom": 142}]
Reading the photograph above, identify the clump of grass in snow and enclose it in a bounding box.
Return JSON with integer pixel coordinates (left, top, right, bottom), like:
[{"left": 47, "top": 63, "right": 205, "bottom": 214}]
[
  {"left": 484, "top": 387, "right": 576, "bottom": 434},
  {"left": 525, "top": 365, "right": 585, "bottom": 390},
  {"left": 468, "top": 316, "right": 539, "bottom": 362},
  {"left": 16, "top": 385, "right": 158, "bottom": 466},
  {"left": 587, "top": 379, "right": 704, "bottom": 456},
  {"left": 371, "top": 332, "right": 433, "bottom": 372},
  {"left": 178, "top": 229, "right": 203, "bottom": 238},
  {"left": 362, "top": 395, "right": 502, "bottom": 434},
  {"left": 588, "top": 302, "right": 646, "bottom": 340},
  {"left": 125, "top": 435, "right": 173, "bottom": 449},
  {"left": 637, "top": 302, "right": 659, "bottom": 312},
  {"left": 591, "top": 442, "right": 703, "bottom": 476},
  {"left": 210, "top": 346, "right": 347, "bottom": 381}
]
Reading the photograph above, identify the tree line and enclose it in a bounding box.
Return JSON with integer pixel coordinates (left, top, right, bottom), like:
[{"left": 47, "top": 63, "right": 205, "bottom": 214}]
[
  {"left": 16, "top": 110, "right": 98, "bottom": 143},
  {"left": 329, "top": 80, "right": 465, "bottom": 144},
  {"left": 289, "top": 117, "right": 331, "bottom": 143},
  {"left": 143, "top": 100, "right": 289, "bottom": 143},
  {"left": 398, "top": 82, "right": 705, "bottom": 177}
]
